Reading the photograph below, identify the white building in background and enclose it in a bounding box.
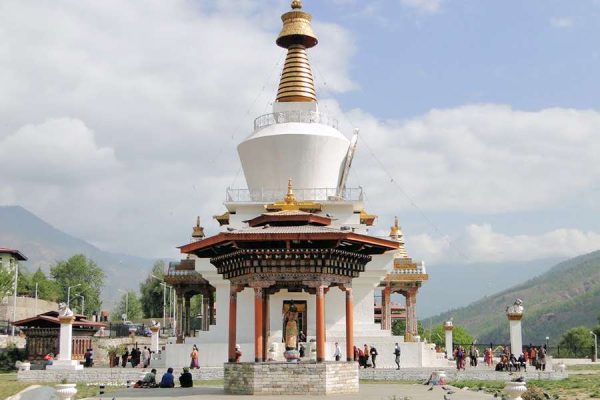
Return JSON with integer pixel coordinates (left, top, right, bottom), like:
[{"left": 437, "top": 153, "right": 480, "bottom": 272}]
[{"left": 165, "top": 0, "right": 445, "bottom": 369}]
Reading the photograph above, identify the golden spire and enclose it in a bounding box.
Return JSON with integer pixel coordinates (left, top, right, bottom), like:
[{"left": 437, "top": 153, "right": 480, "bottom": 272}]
[
  {"left": 284, "top": 178, "right": 296, "bottom": 204},
  {"left": 192, "top": 216, "right": 205, "bottom": 240},
  {"left": 275, "top": 1, "right": 318, "bottom": 103},
  {"left": 389, "top": 216, "right": 409, "bottom": 258}
]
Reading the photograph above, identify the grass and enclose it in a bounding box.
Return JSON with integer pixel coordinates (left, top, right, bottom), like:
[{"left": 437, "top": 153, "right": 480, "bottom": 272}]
[
  {"left": 449, "top": 370, "right": 600, "bottom": 400},
  {"left": 0, "top": 373, "right": 32, "bottom": 400},
  {"left": 567, "top": 363, "right": 600, "bottom": 371}
]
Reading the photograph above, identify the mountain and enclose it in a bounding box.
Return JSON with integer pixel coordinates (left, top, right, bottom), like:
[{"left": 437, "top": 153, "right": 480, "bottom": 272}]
[
  {"left": 0, "top": 205, "right": 158, "bottom": 309},
  {"left": 424, "top": 250, "right": 600, "bottom": 344}
]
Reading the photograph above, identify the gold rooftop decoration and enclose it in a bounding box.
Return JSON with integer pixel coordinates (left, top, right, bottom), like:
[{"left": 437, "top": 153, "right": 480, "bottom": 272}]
[
  {"left": 192, "top": 216, "right": 205, "bottom": 239},
  {"left": 275, "top": 0, "right": 318, "bottom": 103},
  {"left": 266, "top": 178, "right": 322, "bottom": 212},
  {"left": 389, "top": 216, "right": 409, "bottom": 259}
]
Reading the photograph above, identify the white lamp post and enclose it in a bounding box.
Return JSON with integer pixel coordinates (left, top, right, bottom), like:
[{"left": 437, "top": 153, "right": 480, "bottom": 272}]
[
  {"left": 67, "top": 284, "right": 81, "bottom": 308},
  {"left": 591, "top": 331, "right": 598, "bottom": 362},
  {"left": 75, "top": 295, "right": 85, "bottom": 316},
  {"left": 152, "top": 275, "right": 171, "bottom": 330},
  {"left": 11, "top": 260, "right": 18, "bottom": 337}
]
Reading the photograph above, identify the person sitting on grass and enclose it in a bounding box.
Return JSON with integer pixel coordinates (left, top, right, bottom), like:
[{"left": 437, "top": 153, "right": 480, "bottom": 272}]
[
  {"left": 159, "top": 367, "right": 175, "bottom": 388},
  {"left": 179, "top": 367, "right": 193, "bottom": 388},
  {"left": 134, "top": 368, "right": 158, "bottom": 388},
  {"left": 517, "top": 354, "right": 527, "bottom": 371}
]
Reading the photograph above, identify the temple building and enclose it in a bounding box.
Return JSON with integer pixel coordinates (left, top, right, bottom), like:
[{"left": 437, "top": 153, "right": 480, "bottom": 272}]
[{"left": 165, "top": 0, "right": 444, "bottom": 369}]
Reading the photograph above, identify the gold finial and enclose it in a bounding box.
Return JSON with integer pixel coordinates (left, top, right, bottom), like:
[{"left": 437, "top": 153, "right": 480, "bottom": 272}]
[
  {"left": 192, "top": 216, "right": 205, "bottom": 239},
  {"left": 389, "top": 216, "right": 409, "bottom": 258},
  {"left": 390, "top": 216, "right": 400, "bottom": 236},
  {"left": 284, "top": 178, "right": 296, "bottom": 204},
  {"left": 275, "top": 0, "right": 318, "bottom": 103}
]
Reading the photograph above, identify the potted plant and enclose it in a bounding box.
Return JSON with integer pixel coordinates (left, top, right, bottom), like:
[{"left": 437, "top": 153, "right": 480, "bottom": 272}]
[
  {"left": 100, "top": 343, "right": 125, "bottom": 368},
  {"left": 55, "top": 377, "right": 78, "bottom": 400}
]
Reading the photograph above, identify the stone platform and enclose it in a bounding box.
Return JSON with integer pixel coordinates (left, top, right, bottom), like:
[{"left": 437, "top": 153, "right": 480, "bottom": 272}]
[
  {"left": 359, "top": 367, "right": 568, "bottom": 381},
  {"left": 224, "top": 362, "right": 358, "bottom": 395},
  {"left": 17, "top": 367, "right": 224, "bottom": 383}
]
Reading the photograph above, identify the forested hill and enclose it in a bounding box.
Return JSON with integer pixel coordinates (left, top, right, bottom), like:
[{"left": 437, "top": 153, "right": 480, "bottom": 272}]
[
  {"left": 0, "top": 205, "right": 157, "bottom": 307},
  {"left": 425, "top": 250, "right": 600, "bottom": 344}
]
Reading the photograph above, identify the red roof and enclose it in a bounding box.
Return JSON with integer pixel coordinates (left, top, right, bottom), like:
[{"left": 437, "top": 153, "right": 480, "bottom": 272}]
[
  {"left": 13, "top": 311, "right": 105, "bottom": 329},
  {"left": 0, "top": 248, "right": 27, "bottom": 261}
]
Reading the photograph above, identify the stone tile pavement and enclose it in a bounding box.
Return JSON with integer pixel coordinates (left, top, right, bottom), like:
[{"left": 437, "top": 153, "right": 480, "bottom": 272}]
[{"left": 86, "top": 383, "right": 494, "bottom": 400}]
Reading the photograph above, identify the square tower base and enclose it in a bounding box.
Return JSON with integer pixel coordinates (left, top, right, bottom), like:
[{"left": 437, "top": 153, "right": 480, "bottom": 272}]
[{"left": 224, "top": 361, "right": 358, "bottom": 395}]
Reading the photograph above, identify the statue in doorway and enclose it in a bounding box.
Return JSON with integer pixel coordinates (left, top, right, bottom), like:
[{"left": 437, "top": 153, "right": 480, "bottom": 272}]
[
  {"left": 284, "top": 303, "right": 299, "bottom": 350},
  {"left": 283, "top": 302, "right": 300, "bottom": 362}
]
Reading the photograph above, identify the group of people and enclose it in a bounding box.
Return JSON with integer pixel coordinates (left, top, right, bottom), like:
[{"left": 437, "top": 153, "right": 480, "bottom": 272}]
[
  {"left": 121, "top": 346, "right": 153, "bottom": 368},
  {"left": 454, "top": 344, "right": 548, "bottom": 372},
  {"left": 135, "top": 367, "right": 194, "bottom": 389},
  {"left": 350, "top": 343, "right": 381, "bottom": 368},
  {"left": 453, "top": 345, "right": 479, "bottom": 370}
]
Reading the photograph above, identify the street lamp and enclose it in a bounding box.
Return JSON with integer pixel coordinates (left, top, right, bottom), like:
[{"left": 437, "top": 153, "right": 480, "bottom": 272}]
[
  {"left": 591, "top": 331, "right": 598, "bottom": 362},
  {"left": 67, "top": 284, "right": 82, "bottom": 308},
  {"left": 75, "top": 294, "right": 85, "bottom": 316},
  {"left": 118, "top": 289, "right": 129, "bottom": 322},
  {"left": 11, "top": 260, "right": 19, "bottom": 337},
  {"left": 545, "top": 336, "right": 550, "bottom": 351},
  {"left": 152, "top": 275, "right": 169, "bottom": 329}
]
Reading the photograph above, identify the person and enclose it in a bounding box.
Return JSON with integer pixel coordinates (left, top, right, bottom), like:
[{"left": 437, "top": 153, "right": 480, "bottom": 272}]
[
  {"left": 131, "top": 347, "right": 140, "bottom": 368},
  {"left": 299, "top": 343, "right": 306, "bottom": 358},
  {"left": 84, "top": 348, "right": 94, "bottom": 367},
  {"left": 141, "top": 346, "right": 148, "bottom": 368},
  {"left": 363, "top": 344, "right": 370, "bottom": 368},
  {"left": 370, "top": 345, "right": 378, "bottom": 368},
  {"left": 43, "top": 353, "right": 54, "bottom": 366},
  {"left": 235, "top": 344, "right": 242, "bottom": 362},
  {"left": 484, "top": 347, "right": 492, "bottom": 367},
  {"left": 159, "top": 367, "right": 175, "bottom": 388},
  {"left": 334, "top": 342, "right": 341, "bottom": 362},
  {"left": 353, "top": 345, "right": 358, "bottom": 362},
  {"left": 538, "top": 346, "right": 546, "bottom": 371},
  {"left": 508, "top": 353, "right": 518, "bottom": 371},
  {"left": 145, "top": 347, "right": 152, "bottom": 368},
  {"left": 122, "top": 348, "right": 129, "bottom": 368},
  {"left": 530, "top": 347, "right": 537, "bottom": 367},
  {"left": 190, "top": 345, "right": 199, "bottom": 369},
  {"left": 517, "top": 354, "right": 527, "bottom": 371},
  {"left": 394, "top": 343, "right": 401, "bottom": 370},
  {"left": 469, "top": 345, "right": 478, "bottom": 367},
  {"left": 357, "top": 347, "right": 365, "bottom": 367},
  {"left": 179, "top": 367, "right": 193, "bottom": 388},
  {"left": 134, "top": 368, "right": 157, "bottom": 388}
]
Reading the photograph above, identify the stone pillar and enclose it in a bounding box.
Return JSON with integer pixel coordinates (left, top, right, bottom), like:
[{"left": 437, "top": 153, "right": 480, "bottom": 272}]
[
  {"left": 209, "top": 294, "right": 215, "bottom": 325},
  {"left": 202, "top": 295, "right": 209, "bottom": 331},
  {"left": 444, "top": 320, "right": 454, "bottom": 360},
  {"left": 404, "top": 287, "right": 418, "bottom": 342},
  {"left": 506, "top": 304, "right": 524, "bottom": 356},
  {"left": 262, "top": 292, "right": 269, "bottom": 361},
  {"left": 176, "top": 293, "right": 184, "bottom": 342},
  {"left": 381, "top": 285, "right": 391, "bottom": 330},
  {"left": 316, "top": 285, "right": 326, "bottom": 362},
  {"left": 254, "top": 287, "right": 264, "bottom": 362},
  {"left": 184, "top": 296, "right": 192, "bottom": 337},
  {"left": 47, "top": 315, "right": 83, "bottom": 370},
  {"left": 345, "top": 287, "right": 354, "bottom": 362},
  {"left": 150, "top": 325, "right": 160, "bottom": 353},
  {"left": 228, "top": 286, "right": 238, "bottom": 362}
]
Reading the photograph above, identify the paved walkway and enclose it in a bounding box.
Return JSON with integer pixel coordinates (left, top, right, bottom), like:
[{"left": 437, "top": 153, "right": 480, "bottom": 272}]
[{"left": 87, "top": 384, "right": 494, "bottom": 400}]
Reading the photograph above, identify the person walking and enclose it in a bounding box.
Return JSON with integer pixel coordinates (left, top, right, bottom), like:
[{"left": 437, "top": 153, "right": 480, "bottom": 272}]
[
  {"left": 363, "top": 344, "right": 370, "bottom": 368},
  {"left": 141, "top": 346, "right": 148, "bottom": 369},
  {"left": 394, "top": 343, "right": 401, "bottom": 370},
  {"left": 334, "top": 342, "right": 341, "bottom": 362},
  {"left": 190, "top": 345, "right": 199, "bottom": 369},
  {"left": 121, "top": 348, "right": 129, "bottom": 368},
  {"left": 370, "top": 345, "right": 378, "bottom": 368}
]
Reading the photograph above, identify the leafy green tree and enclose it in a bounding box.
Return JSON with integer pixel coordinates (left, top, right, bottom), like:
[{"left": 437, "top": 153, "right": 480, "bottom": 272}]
[
  {"left": 424, "top": 324, "right": 475, "bottom": 348},
  {"left": 50, "top": 254, "right": 105, "bottom": 314},
  {"left": 111, "top": 290, "right": 143, "bottom": 321},
  {"left": 29, "top": 268, "right": 61, "bottom": 302},
  {"left": 558, "top": 326, "right": 595, "bottom": 358},
  {"left": 139, "top": 261, "right": 166, "bottom": 318},
  {"left": 392, "top": 319, "right": 425, "bottom": 337},
  {"left": 0, "top": 263, "right": 14, "bottom": 299},
  {"left": 16, "top": 267, "right": 31, "bottom": 295}
]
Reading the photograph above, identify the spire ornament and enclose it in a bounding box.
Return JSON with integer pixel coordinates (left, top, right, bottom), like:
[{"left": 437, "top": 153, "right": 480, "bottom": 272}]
[
  {"left": 275, "top": 1, "right": 318, "bottom": 102},
  {"left": 192, "top": 216, "right": 205, "bottom": 240},
  {"left": 389, "top": 216, "right": 409, "bottom": 258}
]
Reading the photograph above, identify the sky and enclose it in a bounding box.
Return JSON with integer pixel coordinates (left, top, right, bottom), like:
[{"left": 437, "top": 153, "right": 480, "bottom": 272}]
[{"left": 1, "top": 0, "right": 600, "bottom": 267}]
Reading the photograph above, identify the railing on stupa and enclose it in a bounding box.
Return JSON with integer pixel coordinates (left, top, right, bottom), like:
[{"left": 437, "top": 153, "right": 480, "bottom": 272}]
[
  {"left": 226, "top": 186, "right": 363, "bottom": 202},
  {"left": 253, "top": 110, "right": 339, "bottom": 131}
]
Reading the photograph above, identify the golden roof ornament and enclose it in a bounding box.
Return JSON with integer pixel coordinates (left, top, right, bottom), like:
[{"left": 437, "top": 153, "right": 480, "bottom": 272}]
[
  {"left": 275, "top": 0, "right": 318, "bottom": 102},
  {"left": 266, "top": 178, "right": 322, "bottom": 212},
  {"left": 192, "top": 216, "right": 205, "bottom": 239},
  {"left": 389, "top": 216, "right": 409, "bottom": 258}
]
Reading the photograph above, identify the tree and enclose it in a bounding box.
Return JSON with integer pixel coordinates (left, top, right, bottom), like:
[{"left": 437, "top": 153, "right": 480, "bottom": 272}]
[
  {"left": 424, "top": 324, "right": 475, "bottom": 348},
  {"left": 29, "top": 268, "right": 61, "bottom": 302},
  {"left": 16, "top": 267, "right": 31, "bottom": 295},
  {"left": 111, "top": 290, "right": 143, "bottom": 322},
  {"left": 0, "top": 263, "right": 14, "bottom": 299},
  {"left": 558, "top": 326, "right": 595, "bottom": 358},
  {"left": 139, "top": 261, "right": 166, "bottom": 318},
  {"left": 392, "top": 319, "right": 425, "bottom": 337},
  {"left": 50, "top": 254, "right": 105, "bottom": 314}
]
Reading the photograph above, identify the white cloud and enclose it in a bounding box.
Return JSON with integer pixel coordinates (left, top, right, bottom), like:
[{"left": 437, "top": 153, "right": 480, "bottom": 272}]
[
  {"left": 409, "top": 224, "right": 600, "bottom": 264},
  {"left": 0, "top": 118, "right": 119, "bottom": 185},
  {"left": 399, "top": 0, "right": 442, "bottom": 13},
  {"left": 344, "top": 104, "right": 600, "bottom": 214},
  {"left": 550, "top": 17, "right": 574, "bottom": 29}
]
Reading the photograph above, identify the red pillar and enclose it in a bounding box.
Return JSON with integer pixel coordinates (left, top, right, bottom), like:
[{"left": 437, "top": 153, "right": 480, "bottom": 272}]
[
  {"left": 345, "top": 287, "right": 354, "bottom": 362},
  {"left": 228, "top": 286, "right": 238, "bottom": 362},
  {"left": 262, "top": 292, "right": 269, "bottom": 361},
  {"left": 316, "top": 285, "right": 326, "bottom": 362},
  {"left": 382, "top": 285, "right": 392, "bottom": 330},
  {"left": 254, "top": 287, "right": 264, "bottom": 362}
]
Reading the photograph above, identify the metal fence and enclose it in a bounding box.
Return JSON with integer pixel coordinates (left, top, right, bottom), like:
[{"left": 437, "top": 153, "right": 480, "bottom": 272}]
[
  {"left": 226, "top": 187, "right": 364, "bottom": 202},
  {"left": 253, "top": 110, "right": 339, "bottom": 131}
]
